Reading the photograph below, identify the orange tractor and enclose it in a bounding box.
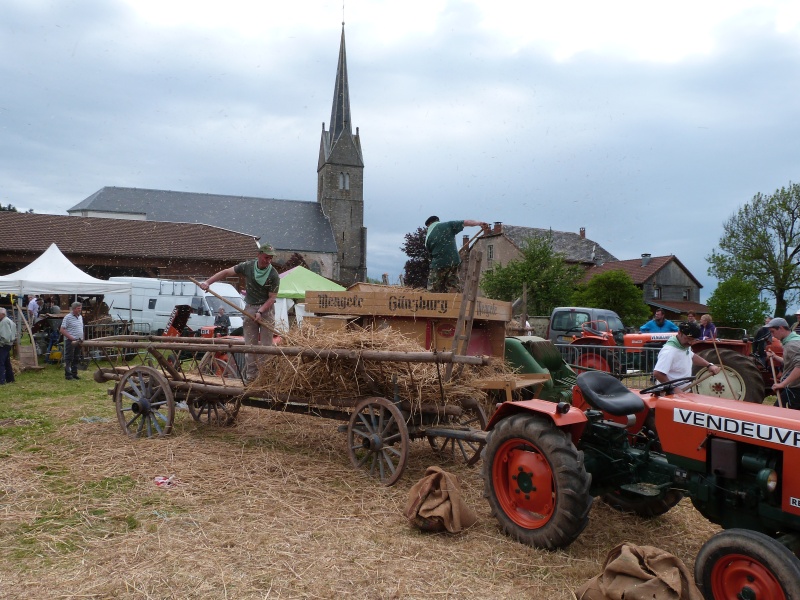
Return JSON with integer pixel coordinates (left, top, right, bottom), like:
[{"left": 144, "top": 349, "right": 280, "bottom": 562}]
[
  {"left": 567, "top": 320, "right": 782, "bottom": 404},
  {"left": 482, "top": 370, "right": 800, "bottom": 598}
]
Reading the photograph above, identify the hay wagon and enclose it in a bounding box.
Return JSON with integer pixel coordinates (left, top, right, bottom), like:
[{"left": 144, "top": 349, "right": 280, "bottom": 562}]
[{"left": 83, "top": 333, "right": 501, "bottom": 486}]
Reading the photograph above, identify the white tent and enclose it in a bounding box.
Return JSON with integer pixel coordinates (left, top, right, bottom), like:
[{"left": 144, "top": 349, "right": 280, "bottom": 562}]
[{"left": 0, "top": 243, "right": 131, "bottom": 295}]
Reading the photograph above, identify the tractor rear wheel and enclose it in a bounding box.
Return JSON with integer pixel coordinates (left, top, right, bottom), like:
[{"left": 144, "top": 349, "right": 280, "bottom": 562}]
[
  {"left": 692, "top": 348, "right": 764, "bottom": 403},
  {"left": 482, "top": 413, "right": 592, "bottom": 549},
  {"left": 695, "top": 529, "right": 800, "bottom": 600}
]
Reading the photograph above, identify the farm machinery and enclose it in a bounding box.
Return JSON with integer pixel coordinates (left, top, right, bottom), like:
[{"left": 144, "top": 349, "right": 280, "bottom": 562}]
[
  {"left": 567, "top": 320, "right": 782, "bottom": 404},
  {"left": 482, "top": 369, "right": 800, "bottom": 598}
]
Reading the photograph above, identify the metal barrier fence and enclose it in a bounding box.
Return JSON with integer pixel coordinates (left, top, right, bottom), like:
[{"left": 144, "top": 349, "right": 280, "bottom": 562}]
[
  {"left": 83, "top": 322, "right": 152, "bottom": 361},
  {"left": 554, "top": 343, "right": 662, "bottom": 390},
  {"left": 31, "top": 321, "right": 153, "bottom": 362}
]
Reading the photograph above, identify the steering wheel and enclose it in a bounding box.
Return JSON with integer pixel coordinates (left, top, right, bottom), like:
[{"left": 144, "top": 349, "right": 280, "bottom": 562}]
[{"left": 640, "top": 376, "right": 696, "bottom": 395}]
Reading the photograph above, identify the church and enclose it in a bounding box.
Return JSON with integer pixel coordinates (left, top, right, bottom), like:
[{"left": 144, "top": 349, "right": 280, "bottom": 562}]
[{"left": 67, "top": 25, "right": 367, "bottom": 286}]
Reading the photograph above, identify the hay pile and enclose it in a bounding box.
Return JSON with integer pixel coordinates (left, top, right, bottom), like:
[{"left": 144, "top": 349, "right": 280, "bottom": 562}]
[{"left": 248, "top": 324, "right": 514, "bottom": 412}]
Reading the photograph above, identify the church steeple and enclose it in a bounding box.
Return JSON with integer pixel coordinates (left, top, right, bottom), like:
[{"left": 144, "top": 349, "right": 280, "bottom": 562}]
[
  {"left": 317, "top": 23, "right": 366, "bottom": 285},
  {"left": 329, "top": 23, "right": 351, "bottom": 143}
]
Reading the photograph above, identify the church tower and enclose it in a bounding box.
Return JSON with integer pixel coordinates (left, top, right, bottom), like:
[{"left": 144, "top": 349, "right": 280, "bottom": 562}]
[{"left": 318, "top": 24, "right": 366, "bottom": 285}]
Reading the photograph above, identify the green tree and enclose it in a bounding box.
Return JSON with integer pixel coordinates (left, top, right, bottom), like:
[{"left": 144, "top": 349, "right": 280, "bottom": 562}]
[
  {"left": 571, "top": 270, "right": 650, "bottom": 326},
  {"left": 707, "top": 182, "right": 800, "bottom": 316},
  {"left": 400, "top": 227, "right": 429, "bottom": 289},
  {"left": 706, "top": 277, "right": 769, "bottom": 330},
  {"left": 480, "top": 235, "right": 583, "bottom": 314}
]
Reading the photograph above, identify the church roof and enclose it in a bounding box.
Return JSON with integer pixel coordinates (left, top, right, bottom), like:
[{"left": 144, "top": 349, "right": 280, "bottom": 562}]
[{"left": 67, "top": 187, "right": 339, "bottom": 254}]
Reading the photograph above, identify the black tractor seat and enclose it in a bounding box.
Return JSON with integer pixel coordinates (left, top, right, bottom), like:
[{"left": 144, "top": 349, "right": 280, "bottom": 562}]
[{"left": 576, "top": 371, "right": 646, "bottom": 416}]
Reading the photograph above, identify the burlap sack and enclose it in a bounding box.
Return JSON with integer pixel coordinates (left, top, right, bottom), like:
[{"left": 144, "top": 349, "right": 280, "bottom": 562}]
[
  {"left": 576, "top": 542, "right": 702, "bottom": 600},
  {"left": 404, "top": 466, "right": 478, "bottom": 533}
]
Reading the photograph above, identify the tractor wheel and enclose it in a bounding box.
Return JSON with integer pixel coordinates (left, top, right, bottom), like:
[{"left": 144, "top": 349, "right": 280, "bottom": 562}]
[
  {"left": 695, "top": 529, "right": 800, "bottom": 600},
  {"left": 481, "top": 413, "right": 592, "bottom": 549},
  {"left": 692, "top": 348, "right": 765, "bottom": 403},
  {"left": 600, "top": 488, "right": 683, "bottom": 518}
]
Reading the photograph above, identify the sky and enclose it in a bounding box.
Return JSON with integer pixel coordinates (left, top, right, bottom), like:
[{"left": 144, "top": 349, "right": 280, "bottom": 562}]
[{"left": 2, "top": 1, "right": 800, "bottom": 305}]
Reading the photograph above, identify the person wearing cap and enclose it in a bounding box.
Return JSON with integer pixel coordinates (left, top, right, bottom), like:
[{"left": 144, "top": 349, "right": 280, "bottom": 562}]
[
  {"left": 424, "top": 216, "right": 489, "bottom": 293},
  {"left": 652, "top": 321, "right": 721, "bottom": 385},
  {"left": 766, "top": 317, "right": 800, "bottom": 409},
  {"left": 199, "top": 242, "right": 281, "bottom": 382},
  {"left": 59, "top": 301, "right": 84, "bottom": 380}
]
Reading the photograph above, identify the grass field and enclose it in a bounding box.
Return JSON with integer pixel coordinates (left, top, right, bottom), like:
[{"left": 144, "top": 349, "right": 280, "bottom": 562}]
[{"left": 0, "top": 361, "right": 717, "bottom": 599}]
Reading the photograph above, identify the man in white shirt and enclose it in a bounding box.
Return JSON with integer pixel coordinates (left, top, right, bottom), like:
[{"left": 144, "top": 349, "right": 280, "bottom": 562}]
[{"left": 653, "top": 322, "right": 721, "bottom": 384}]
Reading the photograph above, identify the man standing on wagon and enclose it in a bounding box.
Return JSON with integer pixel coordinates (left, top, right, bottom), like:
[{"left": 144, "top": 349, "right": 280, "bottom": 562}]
[
  {"left": 199, "top": 242, "right": 281, "bottom": 383},
  {"left": 424, "top": 216, "right": 489, "bottom": 293}
]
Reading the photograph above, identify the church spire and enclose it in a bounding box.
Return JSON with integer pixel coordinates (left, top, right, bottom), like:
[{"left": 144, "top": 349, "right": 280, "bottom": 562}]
[{"left": 329, "top": 23, "right": 351, "bottom": 142}]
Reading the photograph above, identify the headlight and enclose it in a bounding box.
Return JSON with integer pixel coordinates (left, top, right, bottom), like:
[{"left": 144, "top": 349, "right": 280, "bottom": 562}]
[{"left": 757, "top": 468, "right": 778, "bottom": 493}]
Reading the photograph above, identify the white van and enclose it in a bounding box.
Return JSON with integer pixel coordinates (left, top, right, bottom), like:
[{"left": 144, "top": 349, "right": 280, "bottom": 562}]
[{"left": 104, "top": 277, "right": 245, "bottom": 334}]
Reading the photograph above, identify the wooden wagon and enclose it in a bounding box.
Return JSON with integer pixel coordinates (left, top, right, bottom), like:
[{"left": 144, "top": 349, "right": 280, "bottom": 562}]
[{"left": 83, "top": 334, "right": 496, "bottom": 486}]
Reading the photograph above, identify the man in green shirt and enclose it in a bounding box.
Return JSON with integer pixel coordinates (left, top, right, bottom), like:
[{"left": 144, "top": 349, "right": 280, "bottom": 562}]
[
  {"left": 766, "top": 317, "right": 800, "bottom": 409},
  {"left": 200, "top": 242, "right": 281, "bottom": 383},
  {"left": 424, "top": 216, "right": 488, "bottom": 293}
]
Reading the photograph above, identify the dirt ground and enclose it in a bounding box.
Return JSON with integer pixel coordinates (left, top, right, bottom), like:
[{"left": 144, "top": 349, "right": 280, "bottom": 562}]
[{"left": 0, "top": 386, "right": 718, "bottom": 600}]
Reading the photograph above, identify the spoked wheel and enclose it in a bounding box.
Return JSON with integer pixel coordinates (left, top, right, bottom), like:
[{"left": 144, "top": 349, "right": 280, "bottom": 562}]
[
  {"left": 695, "top": 529, "right": 800, "bottom": 600},
  {"left": 427, "top": 398, "right": 487, "bottom": 466},
  {"left": 188, "top": 394, "right": 242, "bottom": 427},
  {"left": 114, "top": 366, "right": 175, "bottom": 438},
  {"left": 347, "top": 397, "right": 409, "bottom": 486},
  {"left": 692, "top": 348, "right": 765, "bottom": 403},
  {"left": 197, "top": 351, "right": 241, "bottom": 380},
  {"left": 481, "top": 413, "right": 592, "bottom": 549}
]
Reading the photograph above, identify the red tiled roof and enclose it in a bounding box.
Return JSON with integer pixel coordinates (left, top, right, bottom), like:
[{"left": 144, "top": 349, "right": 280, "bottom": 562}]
[
  {"left": 581, "top": 255, "right": 702, "bottom": 288},
  {"left": 649, "top": 299, "right": 709, "bottom": 315},
  {"left": 0, "top": 212, "right": 258, "bottom": 262}
]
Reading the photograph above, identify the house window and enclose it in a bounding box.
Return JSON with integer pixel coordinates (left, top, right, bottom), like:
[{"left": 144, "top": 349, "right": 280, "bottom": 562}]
[
  {"left": 652, "top": 287, "right": 661, "bottom": 299},
  {"left": 683, "top": 288, "right": 691, "bottom": 300},
  {"left": 338, "top": 172, "right": 350, "bottom": 190},
  {"left": 487, "top": 245, "right": 494, "bottom": 260}
]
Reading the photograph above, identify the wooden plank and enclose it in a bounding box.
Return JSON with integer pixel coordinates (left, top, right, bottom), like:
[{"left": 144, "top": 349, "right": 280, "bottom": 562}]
[
  {"left": 473, "top": 374, "right": 551, "bottom": 390},
  {"left": 305, "top": 290, "right": 511, "bottom": 322}
]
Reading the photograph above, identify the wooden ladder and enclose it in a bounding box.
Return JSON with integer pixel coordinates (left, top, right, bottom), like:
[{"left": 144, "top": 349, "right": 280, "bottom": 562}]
[{"left": 445, "top": 249, "right": 482, "bottom": 382}]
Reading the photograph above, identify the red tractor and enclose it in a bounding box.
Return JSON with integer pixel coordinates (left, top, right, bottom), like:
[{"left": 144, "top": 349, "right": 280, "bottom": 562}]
[
  {"left": 482, "top": 371, "right": 800, "bottom": 598},
  {"left": 567, "top": 320, "right": 782, "bottom": 403}
]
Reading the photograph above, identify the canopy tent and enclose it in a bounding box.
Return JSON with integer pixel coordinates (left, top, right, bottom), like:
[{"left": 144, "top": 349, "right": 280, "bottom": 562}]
[
  {"left": 273, "top": 267, "right": 344, "bottom": 332},
  {"left": 0, "top": 243, "right": 132, "bottom": 295},
  {"left": 277, "top": 266, "right": 344, "bottom": 299}
]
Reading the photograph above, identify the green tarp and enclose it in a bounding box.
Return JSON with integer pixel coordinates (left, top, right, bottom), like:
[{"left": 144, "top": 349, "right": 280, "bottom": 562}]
[{"left": 278, "top": 266, "right": 344, "bottom": 299}]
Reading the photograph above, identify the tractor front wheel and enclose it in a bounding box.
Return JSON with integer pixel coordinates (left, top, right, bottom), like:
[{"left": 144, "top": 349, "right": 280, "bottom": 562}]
[
  {"left": 695, "top": 529, "right": 800, "bottom": 600},
  {"left": 692, "top": 348, "right": 764, "bottom": 403},
  {"left": 481, "top": 413, "right": 592, "bottom": 549}
]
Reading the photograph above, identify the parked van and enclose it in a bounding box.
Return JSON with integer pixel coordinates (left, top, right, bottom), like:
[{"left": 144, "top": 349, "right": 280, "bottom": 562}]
[
  {"left": 103, "top": 277, "right": 245, "bottom": 334},
  {"left": 546, "top": 306, "right": 625, "bottom": 344}
]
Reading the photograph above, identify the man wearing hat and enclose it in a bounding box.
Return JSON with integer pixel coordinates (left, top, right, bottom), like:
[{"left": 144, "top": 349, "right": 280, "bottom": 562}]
[
  {"left": 424, "top": 216, "right": 489, "bottom": 293},
  {"left": 766, "top": 317, "right": 800, "bottom": 409},
  {"left": 200, "top": 242, "right": 281, "bottom": 382},
  {"left": 59, "top": 302, "right": 84, "bottom": 380},
  {"left": 652, "top": 321, "right": 721, "bottom": 386}
]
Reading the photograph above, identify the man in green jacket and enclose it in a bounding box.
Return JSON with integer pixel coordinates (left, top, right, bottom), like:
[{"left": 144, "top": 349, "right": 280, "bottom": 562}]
[{"left": 424, "top": 216, "right": 488, "bottom": 293}]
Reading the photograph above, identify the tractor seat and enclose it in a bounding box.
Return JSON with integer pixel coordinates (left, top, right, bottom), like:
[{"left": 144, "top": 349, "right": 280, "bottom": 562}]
[{"left": 576, "top": 371, "right": 646, "bottom": 416}]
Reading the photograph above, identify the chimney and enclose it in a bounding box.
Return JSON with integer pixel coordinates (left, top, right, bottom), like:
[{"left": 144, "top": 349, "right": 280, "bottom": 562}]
[
  {"left": 493, "top": 222, "right": 502, "bottom": 234},
  {"left": 381, "top": 273, "right": 389, "bottom": 285},
  {"left": 580, "top": 227, "right": 586, "bottom": 239},
  {"left": 462, "top": 234, "right": 469, "bottom": 247},
  {"left": 641, "top": 253, "right": 651, "bottom": 267}
]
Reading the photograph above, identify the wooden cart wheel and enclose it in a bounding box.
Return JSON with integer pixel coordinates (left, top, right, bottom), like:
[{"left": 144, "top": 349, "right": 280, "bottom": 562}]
[
  {"left": 427, "top": 398, "right": 488, "bottom": 466},
  {"left": 114, "top": 366, "right": 175, "bottom": 438},
  {"left": 197, "top": 351, "right": 241, "bottom": 380},
  {"left": 188, "top": 394, "right": 242, "bottom": 427},
  {"left": 347, "top": 397, "right": 409, "bottom": 486}
]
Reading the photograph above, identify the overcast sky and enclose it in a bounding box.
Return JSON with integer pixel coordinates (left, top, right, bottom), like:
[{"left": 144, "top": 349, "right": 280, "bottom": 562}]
[{"left": 3, "top": 1, "right": 800, "bottom": 305}]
